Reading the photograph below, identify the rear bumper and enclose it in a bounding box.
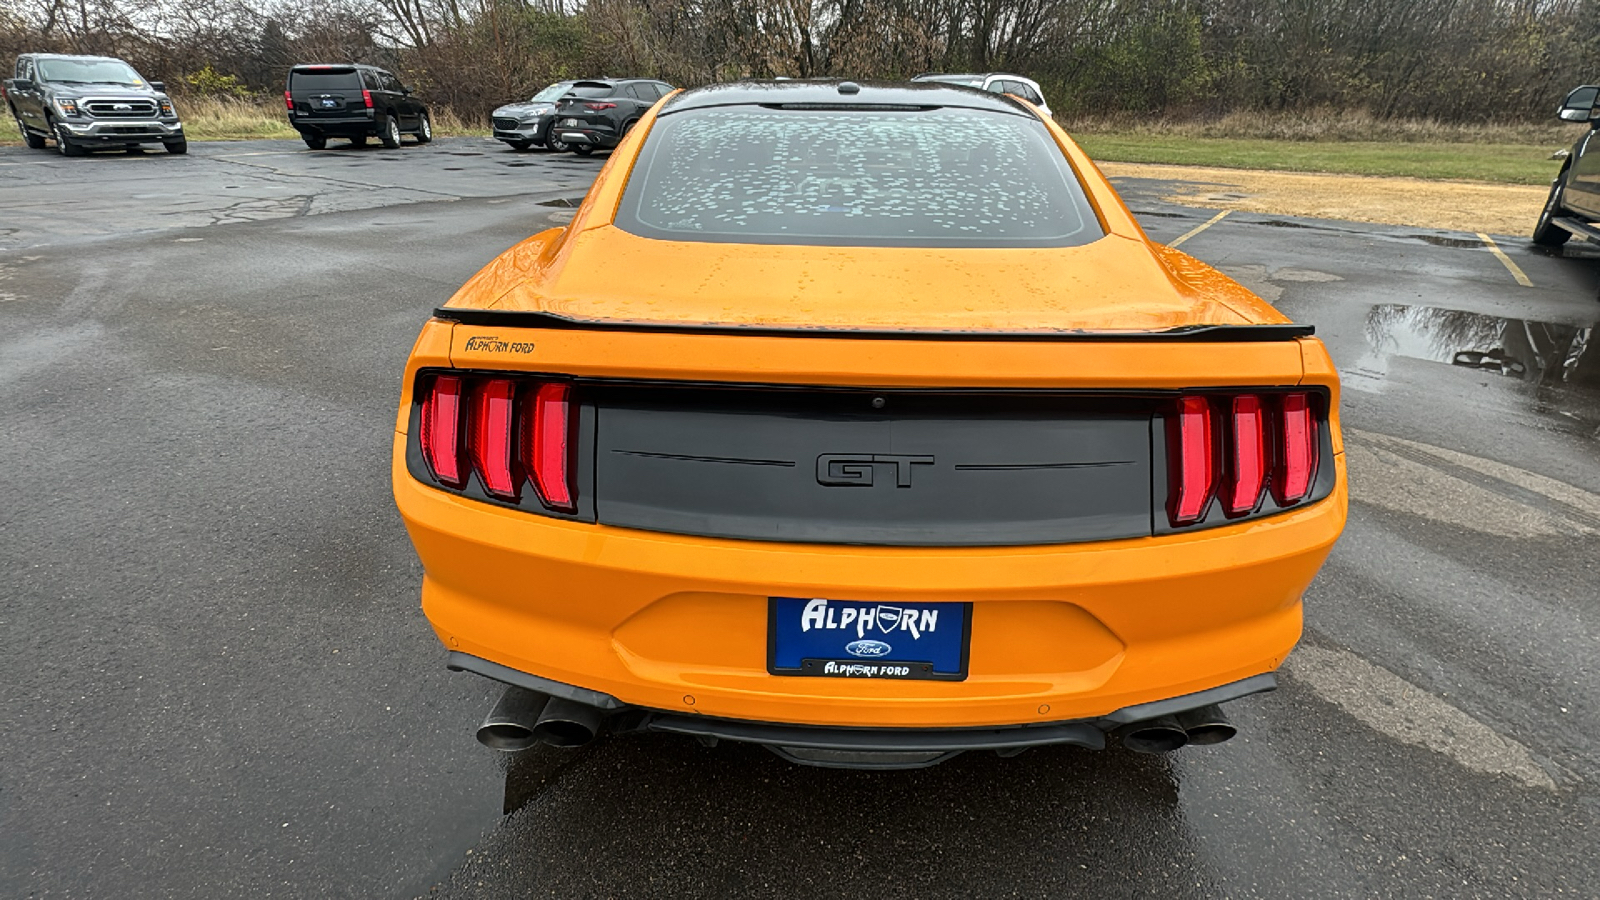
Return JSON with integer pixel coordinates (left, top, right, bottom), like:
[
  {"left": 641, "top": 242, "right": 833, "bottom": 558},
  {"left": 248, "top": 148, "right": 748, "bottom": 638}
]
[
  {"left": 396, "top": 432, "right": 1346, "bottom": 729},
  {"left": 554, "top": 127, "right": 617, "bottom": 148},
  {"left": 291, "top": 113, "right": 378, "bottom": 137},
  {"left": 452, "top": 648, "right": 1278, "bottom": 766}
]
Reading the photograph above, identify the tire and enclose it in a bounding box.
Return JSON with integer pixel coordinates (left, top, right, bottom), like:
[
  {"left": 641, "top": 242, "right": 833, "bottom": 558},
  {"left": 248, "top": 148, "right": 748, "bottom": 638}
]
[
  {"left": 381, "top": 115, "right": 402, "bottom": 149},
  {"left": 1533, "top": 173, "right": 1573, "bottom": 247},
  {"left": 506, "top": 139, "right": 533, "bottom": 151},
  {"left": 54, "top": 123, "right": 85, "bottom": 157},
  {"left": 541, "top": 122, "right": 569, "bottom": 153},
  {"left": 15, "top": 114, "right": 46, "bottom": 149},
  {"left": 163, "top": 139, "right": 187, "bottom": 155},
  {"left": 414, "top": 111, "right": 432, "bottom": 144},
  {"left": 571, "top": 144, "right": 594, "bottom": 156},
  {"left": 303, "top": 134, "right": 327, "bottom": 150}
]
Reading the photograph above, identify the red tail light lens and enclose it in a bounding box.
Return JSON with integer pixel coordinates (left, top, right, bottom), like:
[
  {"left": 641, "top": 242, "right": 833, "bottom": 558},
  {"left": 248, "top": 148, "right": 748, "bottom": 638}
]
[
  {"left": 1168, "top": 395, "right": 1215, "bottom": 526},
  {"left": 284, "top": 90, "right": 293, "bottom": 111},
  {"left": 525, "top": 383, "right": 574, "bottom": 511},
  {"left": 362, "top": 89, "right": 373, "bottom": 109},
  {"left": 1274, "top": 392, "right": 1319, "bottom": 505},
  {"left": 1224, "top": 395, "right": 1267, "bottom": 516},
  {"left": 584, "top": 102, "right": 617, "bottom": 111},
  {"left": 419, "top": 375, "right": 464, "bottom": 487},
  {"left": 467, "top": 379, "right": 520, "bottom": 500}
]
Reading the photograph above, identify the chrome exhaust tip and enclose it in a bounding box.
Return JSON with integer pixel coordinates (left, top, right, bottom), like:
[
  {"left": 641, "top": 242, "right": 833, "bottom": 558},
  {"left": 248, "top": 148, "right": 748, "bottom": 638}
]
[
  {"left": 476, "top": 688, "right": 549, "bottom": 752},
  {"left": 1176, "top": 704, "right": 1237, "bottom": 746},
  {"left": 531, "top": 696, "right": 602, "bottom": 748},
  {"left": 1120, "top": 715, "right": 1190, "bottom": 754}
]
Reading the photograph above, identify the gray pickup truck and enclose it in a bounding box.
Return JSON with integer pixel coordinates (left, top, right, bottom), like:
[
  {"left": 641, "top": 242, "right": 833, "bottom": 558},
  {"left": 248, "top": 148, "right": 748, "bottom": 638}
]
[
  {"left": 1535, "top": 84, "right": 1600, "bottom": 246},
  {"left": 4, "top": 53, "right": 186, "bottom": 156}
]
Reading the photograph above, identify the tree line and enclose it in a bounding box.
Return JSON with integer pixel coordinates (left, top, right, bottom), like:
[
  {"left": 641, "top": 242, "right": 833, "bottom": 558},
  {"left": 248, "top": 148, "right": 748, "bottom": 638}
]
[{"left": 5, "top": 0, "right": 1599, "bottom": 122}]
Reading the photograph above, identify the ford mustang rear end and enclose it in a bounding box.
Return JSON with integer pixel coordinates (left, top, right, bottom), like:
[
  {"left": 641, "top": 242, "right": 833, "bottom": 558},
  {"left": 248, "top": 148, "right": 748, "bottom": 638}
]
[{"left": 391, "top": 80, "right": 1347, "bottom": 769}]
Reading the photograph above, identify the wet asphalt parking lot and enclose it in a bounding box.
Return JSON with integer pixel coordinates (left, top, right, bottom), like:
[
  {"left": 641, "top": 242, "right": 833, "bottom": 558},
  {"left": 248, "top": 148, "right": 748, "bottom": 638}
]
[{"left": 1, "top": 136, "right": 1598, "bottom": 898}]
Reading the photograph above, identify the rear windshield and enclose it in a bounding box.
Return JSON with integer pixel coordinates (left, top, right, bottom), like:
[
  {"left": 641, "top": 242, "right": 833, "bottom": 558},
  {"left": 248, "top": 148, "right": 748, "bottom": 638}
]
[
  {"left": 614, "top": 106, "right": 1103, "bottom": 248},
  {"left": 568, "top": 84, "right": 614, "bottom": 98},
  {"left": 531, "top": 82, "right": 573, "bottom": 101},
  {"left": 38, "top": 58, "right": 145, "bottom": 87},
  {"left": 290, "top": 69, "right": 361, "bottom": 91}
]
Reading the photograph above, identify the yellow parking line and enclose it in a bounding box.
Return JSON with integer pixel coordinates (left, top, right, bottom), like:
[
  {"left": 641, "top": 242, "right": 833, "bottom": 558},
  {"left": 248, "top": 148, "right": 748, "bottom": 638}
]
[
  {"left": 1168, "top": 210, "right": 1231, "bottom": 248},
  {"left": 1476, "top": 233, "right": 1533, "bottom": 287}
]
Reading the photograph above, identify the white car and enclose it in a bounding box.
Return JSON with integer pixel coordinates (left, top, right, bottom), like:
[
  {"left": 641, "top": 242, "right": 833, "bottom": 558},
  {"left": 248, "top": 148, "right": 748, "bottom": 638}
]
[{"left": 911, "top": 72, "right": 1052, "bottom": 117}]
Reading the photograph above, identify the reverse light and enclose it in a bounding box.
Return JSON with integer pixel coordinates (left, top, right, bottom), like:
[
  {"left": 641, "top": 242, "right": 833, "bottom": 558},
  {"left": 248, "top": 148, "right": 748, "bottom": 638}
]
[
  {"left": 1224, "top": 395, "right": 1267, "bottom": 516},
  {"left": 584, "top": 102, "right": 617, "bottom": 111},
  {"left": 419, "top": 375, "right": 465, "bottom": 487},
  {"left": 525, "top": 383, "right": 574, "bottom": 512},
  {"left": 1273, "top": 392, "right": 1319, "bottom": 505},
  {"left": 467, "top": 378, "right": 520, "bottom": 500},
  {"left": 1168, "top": 395, "right": 1215, "bottom": 525}
]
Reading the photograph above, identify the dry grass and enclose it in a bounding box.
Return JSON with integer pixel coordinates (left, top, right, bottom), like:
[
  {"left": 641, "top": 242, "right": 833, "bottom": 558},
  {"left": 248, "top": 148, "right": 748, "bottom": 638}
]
[{"left": 1061, "top": 107, "right": 1578, "bottom": 146}]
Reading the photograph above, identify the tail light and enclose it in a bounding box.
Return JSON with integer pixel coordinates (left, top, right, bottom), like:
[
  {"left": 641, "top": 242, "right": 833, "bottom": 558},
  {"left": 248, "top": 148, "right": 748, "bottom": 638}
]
[
  {"left": 412, "top": 372, "right": 577, "bottom": 513},
  {"left": 362, "top": 89, "right": 374, "bottom": 109},
  {"left": 284, "top": 90, "right": 293, "bottom": 111},
  {"left": 584, "top": 102, "right": 617, "bottom": 111},
  {"left": 1167, "top": 395, "right": 1214, "bottom": 526},
  {"left": 1167, "top": 389, "right": 1326, "bottom": 528},
  {"left": 1273, "top": 392, "right": 1319, "bottom": 505},
  {"left": 467, "top": 378, "right": 520, "bottom": 499},
  {"left": 524, "top": 383, "right": 574, "bottom": 511},
  {"left": 418, "top": 374, "right": 464, "bottom": 487},
  {"left": 1223, "top": 395, "right": 1266, "bottom": 516}
]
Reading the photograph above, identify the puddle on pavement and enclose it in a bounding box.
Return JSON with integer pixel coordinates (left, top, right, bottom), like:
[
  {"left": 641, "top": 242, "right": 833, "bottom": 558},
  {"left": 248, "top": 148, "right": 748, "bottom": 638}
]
[
  {"left": 1352, "top": 303, "right": 1600, "bottom": 438},
  {"left": 1412, "top": 234, "right": 1483, "bottom": 249}
]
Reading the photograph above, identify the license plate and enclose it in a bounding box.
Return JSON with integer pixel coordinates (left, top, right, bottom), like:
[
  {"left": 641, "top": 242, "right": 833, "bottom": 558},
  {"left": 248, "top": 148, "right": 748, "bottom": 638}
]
[
  {"left": 562, "top": 118, "right": 579, "bottom": 126},
  {"left": 319, "top": 98, "right": 338, "bottom": 109},
  {"left": 768, "top": 598, "right": 970, "bottom": 681}
]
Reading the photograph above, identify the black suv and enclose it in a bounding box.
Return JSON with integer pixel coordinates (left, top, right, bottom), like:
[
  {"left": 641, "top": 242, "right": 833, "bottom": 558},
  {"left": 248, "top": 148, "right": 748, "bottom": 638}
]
[
  {"left": 550, "top": 79, "right": 674, "bottom": 155},
  {"left": 1535, "top": 84, "right": 1600, "bottom": 246},
  {"left": 286, "top": 64, "right": 432, "bottom": 150}
]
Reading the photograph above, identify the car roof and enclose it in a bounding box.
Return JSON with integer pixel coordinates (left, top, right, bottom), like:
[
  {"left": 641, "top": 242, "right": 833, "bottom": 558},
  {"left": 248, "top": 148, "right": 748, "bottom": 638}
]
[
  {"left": 914, "top": 72, "right": 1037, "bottom": 82},
  {"left": 28, "top": 54, "right": 131, "bottom": 63},
  {"left": 660, "top": 79, "right": 1031, "bottom": 116}
]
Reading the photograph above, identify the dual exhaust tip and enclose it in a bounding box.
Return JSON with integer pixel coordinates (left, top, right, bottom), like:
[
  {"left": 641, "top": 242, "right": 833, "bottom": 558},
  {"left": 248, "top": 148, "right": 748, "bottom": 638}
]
[
  {"left": 476, "top": 688, "right": 601, "bottom": 752},
  {"left": 1119, "top": 704, "right": 1237, "bottom": 754}
]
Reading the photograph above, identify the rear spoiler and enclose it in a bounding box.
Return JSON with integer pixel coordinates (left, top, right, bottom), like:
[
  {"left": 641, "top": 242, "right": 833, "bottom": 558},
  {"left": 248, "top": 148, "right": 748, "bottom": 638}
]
[{"left": 431, "top": 308, "right": 1313, "bottom": 343}]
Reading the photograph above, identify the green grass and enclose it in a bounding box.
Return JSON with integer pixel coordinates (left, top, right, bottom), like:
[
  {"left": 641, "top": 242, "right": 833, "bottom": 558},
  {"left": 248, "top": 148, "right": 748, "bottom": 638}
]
[{"left": 1072, "top": 133, "right": 1566, "bottom": 185}]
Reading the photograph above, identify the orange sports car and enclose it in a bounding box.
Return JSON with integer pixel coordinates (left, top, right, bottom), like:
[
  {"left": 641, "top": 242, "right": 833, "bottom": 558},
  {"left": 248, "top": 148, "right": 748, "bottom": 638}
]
[{"left": 392, "top": 79, "right": 1347, "bottom": 769}]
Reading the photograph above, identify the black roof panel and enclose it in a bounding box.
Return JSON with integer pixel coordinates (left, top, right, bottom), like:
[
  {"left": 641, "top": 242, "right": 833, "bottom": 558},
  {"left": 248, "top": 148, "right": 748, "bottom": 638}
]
[{"left": 659, "top": 79, "right": 1031, "bottom": 116}]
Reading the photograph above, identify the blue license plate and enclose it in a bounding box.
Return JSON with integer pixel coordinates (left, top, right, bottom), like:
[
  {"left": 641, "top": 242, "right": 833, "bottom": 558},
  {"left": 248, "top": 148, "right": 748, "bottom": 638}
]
[{"left": 768, "top": 597, "right": 971, "bottom": 681}]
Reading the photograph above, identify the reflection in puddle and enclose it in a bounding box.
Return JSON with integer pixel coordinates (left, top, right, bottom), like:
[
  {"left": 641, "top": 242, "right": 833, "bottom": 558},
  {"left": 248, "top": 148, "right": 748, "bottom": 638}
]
[{"left": 1355, "top": 303, "right": 1600, "bottom": 438}]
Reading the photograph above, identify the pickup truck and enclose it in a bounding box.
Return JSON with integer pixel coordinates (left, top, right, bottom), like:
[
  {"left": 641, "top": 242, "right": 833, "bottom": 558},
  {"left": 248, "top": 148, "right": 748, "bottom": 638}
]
[
  {"left": 4, "top": 53, "right": 186, "bottom": 156},
  {"left": 1534, "top": 84, "right": 1600, "bottom": 246}
]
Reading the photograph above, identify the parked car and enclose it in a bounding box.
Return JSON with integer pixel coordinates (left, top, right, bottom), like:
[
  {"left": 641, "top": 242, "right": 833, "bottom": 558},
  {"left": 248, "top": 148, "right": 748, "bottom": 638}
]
[
  {"left": 910, "top": 72, "right": 1052, "bottom": 117},
  {"left": 549, "top": 78, "right": 674, "bottom": 155},
  {"left": 1534, "top": 84, "right": 1600, "bottom": 247},
  {"left": 4, "top": 53, "right": 185, "bottom": 155},
  {"left": 392, "top": 79, "right": 1347, "bottom": 770},
  {"left": 491, "top": 80, "right": 584, "bottom": 152},
  {"left": 285, "top": 63, "right": 431, "bottom": 150}
]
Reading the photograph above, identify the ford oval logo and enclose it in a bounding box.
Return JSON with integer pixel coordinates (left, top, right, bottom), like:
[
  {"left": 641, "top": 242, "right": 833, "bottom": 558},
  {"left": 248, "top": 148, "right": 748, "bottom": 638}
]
[{"left": 846, "top": 639, "right": 892, "bottom": 658}]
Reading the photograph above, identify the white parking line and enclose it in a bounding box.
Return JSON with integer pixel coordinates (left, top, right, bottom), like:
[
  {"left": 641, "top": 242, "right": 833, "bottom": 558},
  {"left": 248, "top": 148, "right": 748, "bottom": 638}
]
[
  {"left": 1476, "top": 233, "right": 1534, "bottom": 287},
  {"left": 1168, "top": 209, "right": 1231, "bottom": 248}
]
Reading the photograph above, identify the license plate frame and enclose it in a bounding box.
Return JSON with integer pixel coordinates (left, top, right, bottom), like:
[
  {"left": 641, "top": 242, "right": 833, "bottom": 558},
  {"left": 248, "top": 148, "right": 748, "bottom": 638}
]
[{"left": 767, "top": 597, "right": 972, "bottom": 681}]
